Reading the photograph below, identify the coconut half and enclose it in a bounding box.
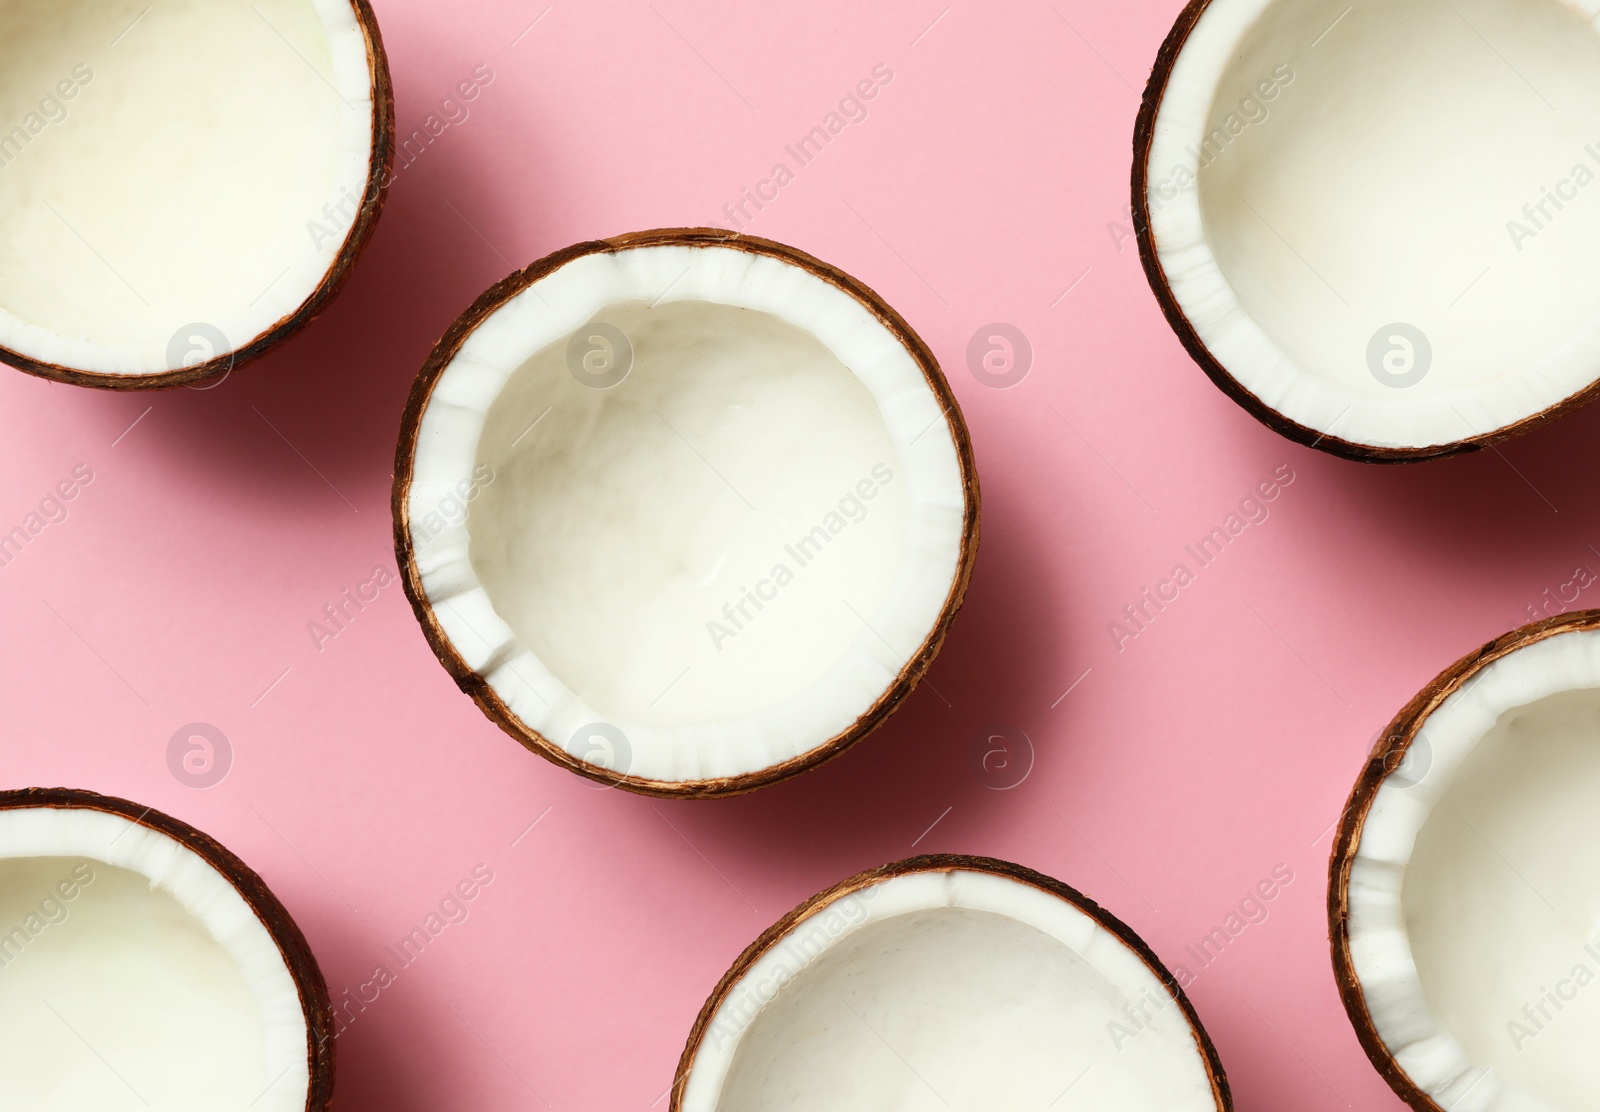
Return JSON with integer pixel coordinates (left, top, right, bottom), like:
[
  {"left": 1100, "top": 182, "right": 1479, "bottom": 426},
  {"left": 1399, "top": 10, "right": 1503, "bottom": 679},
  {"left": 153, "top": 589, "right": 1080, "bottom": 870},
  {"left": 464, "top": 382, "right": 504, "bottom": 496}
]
[
  {"left": 1330, "top": 611, "right": 1600, "bottom": 1111},
  {"left": 1136, "top": 0, "right": 1600, "bottom": 461},
  {"left": 0, "top": 788, "right": 333, "bottom": 1110},
  {"left": 0, "top": 0, "right": 393, "bottom": 389},
  {"left": 672, "top": 855, "right": 1231, "bottom": 1110},
  {"left": 393, "top": 229, "right": 978, "bottom": 797}
]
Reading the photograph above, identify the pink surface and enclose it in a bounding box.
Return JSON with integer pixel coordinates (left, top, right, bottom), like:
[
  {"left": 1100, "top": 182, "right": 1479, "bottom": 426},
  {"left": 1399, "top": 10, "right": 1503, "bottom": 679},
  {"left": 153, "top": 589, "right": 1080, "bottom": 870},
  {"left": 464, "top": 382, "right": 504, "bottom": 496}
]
[{"left": 0, "top": 1, "right": 1592, "bottom": 1107}]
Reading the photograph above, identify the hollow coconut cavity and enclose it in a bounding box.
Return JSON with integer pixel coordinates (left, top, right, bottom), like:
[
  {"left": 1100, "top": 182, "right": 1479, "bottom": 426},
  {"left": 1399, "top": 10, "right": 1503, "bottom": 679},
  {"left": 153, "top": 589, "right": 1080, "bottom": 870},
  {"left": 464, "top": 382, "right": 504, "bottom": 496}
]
[
  {"left": 1136, "top": 0, "right": 1600, "bottom": 460},
  {"left": 672, "top": 856, "right": 1231, "bottom": 1111},
  {"left": 394, "top": 230, "right": 978, "bottom": 797},
  {"left": 1332, "top": 612, "right": 1600, "bottom": 1111},
  {"left": 0, "top": 789, "right": 331, "bottom": 1110},
  {"left": 0, "top": 0, "right": 392, "bottom": 388}
]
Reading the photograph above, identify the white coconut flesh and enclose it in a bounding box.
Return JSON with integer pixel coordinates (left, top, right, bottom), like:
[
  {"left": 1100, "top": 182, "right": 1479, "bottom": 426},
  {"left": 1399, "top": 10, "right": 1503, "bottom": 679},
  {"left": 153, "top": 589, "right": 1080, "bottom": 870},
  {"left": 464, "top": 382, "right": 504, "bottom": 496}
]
[
  {"left": 1146, "top": 0, "right": 1600, "bottom": 451},
  {"left": 680, "top": 869, "right": 1222, "bottom": 1111},
  {"left": 408, "top": 244, "right": 966, "bottom": 785},
  {"left": 0, "top": 808, "right": 309, "bottom": 1111},
  {"left": 0, "top": 0, "right": 374, "bottom": 376},
  {"left": 1347, "top": 627, "right": 1600, "bottom": 1111}
]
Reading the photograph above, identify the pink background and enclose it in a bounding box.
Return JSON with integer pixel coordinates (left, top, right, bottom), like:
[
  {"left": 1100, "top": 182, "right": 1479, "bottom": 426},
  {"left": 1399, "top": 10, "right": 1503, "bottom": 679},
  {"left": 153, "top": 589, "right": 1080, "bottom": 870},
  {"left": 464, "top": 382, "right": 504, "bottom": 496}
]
[{"left": 0, "top": 1, "right": 1592, "bottom": 1107}]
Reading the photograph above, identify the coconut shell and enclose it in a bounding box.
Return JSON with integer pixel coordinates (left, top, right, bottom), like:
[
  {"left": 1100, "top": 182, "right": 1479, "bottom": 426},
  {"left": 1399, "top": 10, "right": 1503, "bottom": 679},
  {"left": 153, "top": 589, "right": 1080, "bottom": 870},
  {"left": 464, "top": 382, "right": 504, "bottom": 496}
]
[
  {"left": 1, "top": 0, "right": 396, "bottom": 391},
  {"left": 392, "top": 228, "right": 980, "bottom": 799},
  {"left": 670, "top": 854, "right": 1232, "bottom": 1111},
  {"left": 1326, "top": 610, "right": 1600, "bottom": 1109},
  {"left": 1131, "top": 0, "right": 1598, "bottom": 463},
  {"left": 0, "top": 786, "right": 336, "bottom": 1109}
]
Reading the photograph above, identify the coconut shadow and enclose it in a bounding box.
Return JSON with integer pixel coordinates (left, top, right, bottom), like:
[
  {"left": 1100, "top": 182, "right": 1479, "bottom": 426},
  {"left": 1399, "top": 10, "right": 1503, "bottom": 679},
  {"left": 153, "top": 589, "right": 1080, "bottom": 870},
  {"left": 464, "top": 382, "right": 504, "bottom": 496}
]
[
  {"left": 71, "top": 101, "right": 555, "bottom": 521},
  {"left": 638, "top": 472, "right": 1073, "bottom": 886},
  {"left": 1301, "top": 397, "right": 1600, "bottom": 608}
]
